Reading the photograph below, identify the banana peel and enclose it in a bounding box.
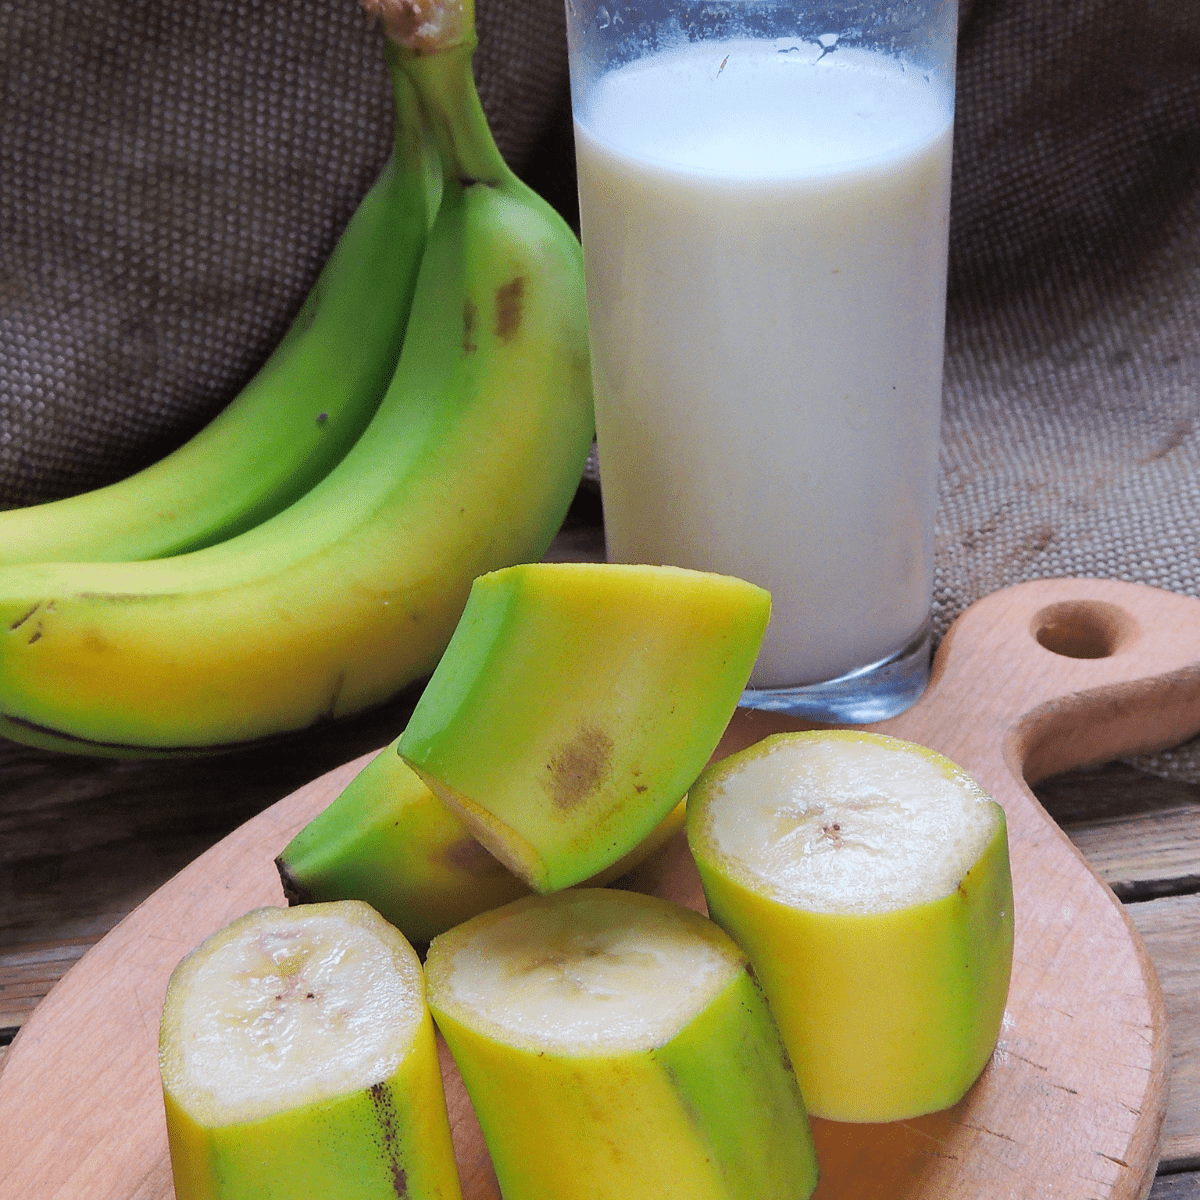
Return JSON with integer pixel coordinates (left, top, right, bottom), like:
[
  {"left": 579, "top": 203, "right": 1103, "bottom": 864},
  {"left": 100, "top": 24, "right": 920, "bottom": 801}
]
[
  {"left": 276, "top": 737, "right": 686, "bottom": 945},
  {"left": 687, "top": 730, "right": 1014, "bottom": 1122},
  {"left": 425, "top": 889, "right": 818, "bottom": 1200}
]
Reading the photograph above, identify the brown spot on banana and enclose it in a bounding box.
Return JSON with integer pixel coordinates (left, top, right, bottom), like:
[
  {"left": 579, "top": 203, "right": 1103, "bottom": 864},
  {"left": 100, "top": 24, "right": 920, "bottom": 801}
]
[
  {"left": 544, "top": 723, "right": 614, "bottom": 811},
  {"left": 323, "top": 673, "right": 346, "bottom": 721},
  {"left": 367, "top": 1081, "right": 410, "bottom": 1198},
  {"left": 275, "top": 858, "right": 314, "bottom": 907},
  {"left": 495, "top": 277, "right": 525, "bottom": 342},
  {"left": 9, "top": 603, "right": 39, "bottom": 631}
]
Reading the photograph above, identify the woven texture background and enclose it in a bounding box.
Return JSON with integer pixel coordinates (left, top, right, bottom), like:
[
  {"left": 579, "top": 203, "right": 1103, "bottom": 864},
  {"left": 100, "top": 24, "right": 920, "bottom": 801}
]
[
  {"left": 1, "top": 0, "right": 1199, "bottom": 771},
  {"left": 936, "top": 0, "right": 1200, "bottom": 777}
]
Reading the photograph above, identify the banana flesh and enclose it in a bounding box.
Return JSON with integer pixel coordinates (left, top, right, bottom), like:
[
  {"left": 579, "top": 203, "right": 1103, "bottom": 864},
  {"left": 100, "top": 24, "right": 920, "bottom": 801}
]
[
  {"left": 0, "top": 27, "right": 593, "bottom": 756},
  {"left": 275, "top": 735, "right": 687, "bottom": 945},
  {"left": 687, "top": 730, "right": 1015, "bottom": 1122},
  {"left": 0, "top": 66, "right": 437, "bottom": 565},
  {"left": 159, "top": 901, "right": 462, "bottom": 1200},
  {"left": 425, "top": 888, "right": 819, "bottom": 1200}
]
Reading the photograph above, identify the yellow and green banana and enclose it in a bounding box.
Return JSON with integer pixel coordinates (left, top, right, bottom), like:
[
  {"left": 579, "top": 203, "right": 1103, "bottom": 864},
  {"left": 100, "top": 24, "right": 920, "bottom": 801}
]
[
  {"left": 425, "top": 889, "right": 819, "bottom": 1200},
  {"left": 0, "top": 62, "right": 437, "bottom": 564},
  {"left": 159, "top": 901, "right": 462, "bottom": 1200},
  {"left": 275, "top": 734, "right": 687, "bottom": 946},
  {"left": 396, "top": 562, "right": 771, "bottom": 893},
  {"left": 687, "top": 730, "right": 1014, "bottom": 1123},
  {"left": 0, "top": 0, "right": 593, "bottom": 756}
]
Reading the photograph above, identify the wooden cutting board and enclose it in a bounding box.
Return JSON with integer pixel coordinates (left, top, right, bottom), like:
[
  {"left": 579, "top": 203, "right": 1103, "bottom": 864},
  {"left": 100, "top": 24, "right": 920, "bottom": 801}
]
[{"left": 2, "top": 576, "right": 1198, "bottom": 1200}]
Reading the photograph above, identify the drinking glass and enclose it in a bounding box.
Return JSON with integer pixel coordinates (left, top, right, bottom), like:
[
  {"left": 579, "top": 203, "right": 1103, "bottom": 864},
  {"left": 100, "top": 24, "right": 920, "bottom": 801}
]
[{"left": 564, "top": 0, "right": 957, "bottom": 722}]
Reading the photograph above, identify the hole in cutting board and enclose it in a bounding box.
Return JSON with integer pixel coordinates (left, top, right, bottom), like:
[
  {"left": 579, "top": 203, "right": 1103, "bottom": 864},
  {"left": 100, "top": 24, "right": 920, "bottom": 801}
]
[{"left": 1032, "top": 600, "right": 1133, "bottom": 659}]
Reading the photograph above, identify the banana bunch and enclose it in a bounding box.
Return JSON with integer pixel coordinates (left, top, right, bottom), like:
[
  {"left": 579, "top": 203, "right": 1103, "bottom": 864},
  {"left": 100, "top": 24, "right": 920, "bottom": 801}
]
[
  {"left": 0, "top": 65, "right": 437, "bottom": 565},
  {"left": 0, "top": 0, "right": 594, "bottom": 756}
]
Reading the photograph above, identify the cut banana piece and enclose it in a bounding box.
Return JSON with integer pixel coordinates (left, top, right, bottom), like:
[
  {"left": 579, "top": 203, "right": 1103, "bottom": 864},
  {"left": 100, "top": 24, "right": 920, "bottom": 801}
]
[
  {"left": 159, "top": 901, "right": 462, "bottom": 1200},
  {"left": 276, "top": 738, "right": 687, "bottom": 945},
  {"left": 399, "top": 562, "right": 770, "bottom": 893},
  {"left": 687, "top": 730, "right": 1014, "bottom": 1123},
  {"left": 425, "top": 888, "right": 818, "bottom": 1200}
]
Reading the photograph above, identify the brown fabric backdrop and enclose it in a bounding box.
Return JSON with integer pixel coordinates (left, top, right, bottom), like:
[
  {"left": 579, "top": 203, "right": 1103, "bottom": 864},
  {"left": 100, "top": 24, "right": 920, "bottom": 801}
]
[
  {"left": 1, "top": 0, "right": 1199, "bottom": 770},
  {"left": 936, "top": 0, "right": 1200, "bottom": 777}
]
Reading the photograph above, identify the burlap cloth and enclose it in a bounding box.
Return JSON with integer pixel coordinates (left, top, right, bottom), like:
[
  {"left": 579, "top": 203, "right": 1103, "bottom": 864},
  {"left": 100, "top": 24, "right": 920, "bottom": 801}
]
[{"left": 2, "top": 0, "right": 1199, "bottom": 775}]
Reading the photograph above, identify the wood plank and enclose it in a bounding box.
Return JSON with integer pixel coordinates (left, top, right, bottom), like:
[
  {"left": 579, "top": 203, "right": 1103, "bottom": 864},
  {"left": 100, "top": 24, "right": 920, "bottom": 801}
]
[
  {"left": 1152, "top": 1173, "right": 1200, "bottom": 1199},
  {"left": 1067, "top": 808, "right": 1200, "bottom": 900},
  {"left": 0, "top": 937, "right": 92, "bottom": 1030},
  {"left": 1034, "top": 763, "right": 1200, "bottom": 828},
  {"left": 1127, "top": 894, "right": 1200, "bottom": 1172}
]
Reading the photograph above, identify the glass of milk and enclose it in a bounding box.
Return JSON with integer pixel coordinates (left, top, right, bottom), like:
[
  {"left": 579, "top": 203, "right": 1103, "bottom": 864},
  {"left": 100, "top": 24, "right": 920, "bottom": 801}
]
[{"left": 565, "top": 0, "right": 957, "bottom": 722}]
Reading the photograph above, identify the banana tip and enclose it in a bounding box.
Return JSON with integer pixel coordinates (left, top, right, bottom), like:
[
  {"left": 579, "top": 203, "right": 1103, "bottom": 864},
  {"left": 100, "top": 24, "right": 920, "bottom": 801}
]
[{"left": 275, "top": 857, "right": 312, "bottom": 907}]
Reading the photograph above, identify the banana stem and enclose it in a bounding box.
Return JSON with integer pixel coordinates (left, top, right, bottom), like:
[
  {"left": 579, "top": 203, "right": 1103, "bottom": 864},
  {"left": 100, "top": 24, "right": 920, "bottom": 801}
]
[
  {"left": 389, "top": 41, "right": 513, "bottom": 189},
  {"left": 364, "top": 0, "right": 474, "bottom": 55},
  {"left": 368, "top": 0, "right": 512, "bottom": 190}
]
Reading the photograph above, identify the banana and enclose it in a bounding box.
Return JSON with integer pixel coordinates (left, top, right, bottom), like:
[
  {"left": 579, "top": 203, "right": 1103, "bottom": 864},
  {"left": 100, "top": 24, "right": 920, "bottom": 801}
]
[
  {"left": 687, "top": 730, "right": 1014, "bottom": 1123},
  {"left": 159, "top": 901, "right": 462, "bottom": 1200},
  {"left": 275, "top": 733, "right": 687, "bottom": 946},
  {"left": 0, "top": 57, "right": 437, "bottom": 565},
  {"left": 424, "top": 888, "right": 819, "bottom": 1200},
  {"left": 398, "top": 562, "right": 771, "bottom": 893},
  {"left": 0, "top": 0, "right": 593, "bottom": 757}
]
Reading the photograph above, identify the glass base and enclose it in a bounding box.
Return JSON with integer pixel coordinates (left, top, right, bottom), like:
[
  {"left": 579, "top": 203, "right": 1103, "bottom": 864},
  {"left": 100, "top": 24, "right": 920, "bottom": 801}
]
[{"left": 739, "top": 620, "right": 933, "bottom": 725}]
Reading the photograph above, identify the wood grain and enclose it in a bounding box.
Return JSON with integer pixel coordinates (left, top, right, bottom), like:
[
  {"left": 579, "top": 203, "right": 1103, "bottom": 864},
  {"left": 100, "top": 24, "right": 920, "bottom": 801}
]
[
  {"left": 1151, "top": 1173, "right": 1200, "bottom": 1199},
  {"left": 1072, "top": 810, "right": 1200, "bottom": 901},
  {"left": 1, "top": 576, "right": 1199, "bottom": 1200},
  {"left": 1129, "top": 894, "right": 1200, "bottom": 1171}
]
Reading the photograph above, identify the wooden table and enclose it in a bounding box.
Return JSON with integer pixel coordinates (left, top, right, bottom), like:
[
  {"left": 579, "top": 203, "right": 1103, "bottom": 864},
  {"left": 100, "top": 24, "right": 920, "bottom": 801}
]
[{"left": 2, "top": 510, "right": 1199, "bottom": 1198}]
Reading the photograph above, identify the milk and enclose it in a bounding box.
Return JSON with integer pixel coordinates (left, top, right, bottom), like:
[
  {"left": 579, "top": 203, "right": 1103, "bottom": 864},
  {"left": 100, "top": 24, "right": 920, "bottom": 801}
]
[{"left": 574, "top": 41, "right": 953, "bottom": 690}]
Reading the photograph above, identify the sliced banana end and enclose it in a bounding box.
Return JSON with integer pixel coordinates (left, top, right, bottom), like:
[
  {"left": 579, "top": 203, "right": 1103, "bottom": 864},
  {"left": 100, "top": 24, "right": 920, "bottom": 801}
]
[
  {"left": 159, "top": 900, "right": 462, "bottom": 1200},
  {"left": 426, "top": 888, "right": 818, "bottom": 1200},
  {"left": 688, "top": 730, "right": 1014, "bottom": 1123}
]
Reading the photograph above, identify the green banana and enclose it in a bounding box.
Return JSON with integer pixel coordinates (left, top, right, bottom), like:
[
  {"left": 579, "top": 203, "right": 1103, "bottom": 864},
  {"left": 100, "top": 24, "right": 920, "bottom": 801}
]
[
  {"left": 0, "top": 0, "right": 594, "bottom": 756},
  {"left": 275, "top": 733, "right": 687, "bottom": 946},
  {"left": 0, "top": 61, "right": 437, "bottom": 564}
]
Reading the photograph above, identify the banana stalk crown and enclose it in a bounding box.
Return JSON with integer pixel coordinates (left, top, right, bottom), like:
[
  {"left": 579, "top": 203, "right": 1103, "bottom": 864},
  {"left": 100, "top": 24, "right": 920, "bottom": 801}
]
[{"left": 362, "top": 0, "right": 473, "bottom": 54}]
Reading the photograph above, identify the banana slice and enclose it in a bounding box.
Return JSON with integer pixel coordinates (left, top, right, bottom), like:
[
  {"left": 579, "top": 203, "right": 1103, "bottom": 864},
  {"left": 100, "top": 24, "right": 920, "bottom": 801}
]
[
  {"left": 398, "top": 561, "right": 770, "bottom": 893},
  {"left": 687, "top": 730, "right": 1013, "bottom": 1123},
  {"left": 276, "top": 739, "right": 688, "bottom": 945},
  {"left": 425, "top": 888, "right": 819, "bottom": 1200},
  {"left": 159, "top": 901, "right": 461, "bottom": 1200}
]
